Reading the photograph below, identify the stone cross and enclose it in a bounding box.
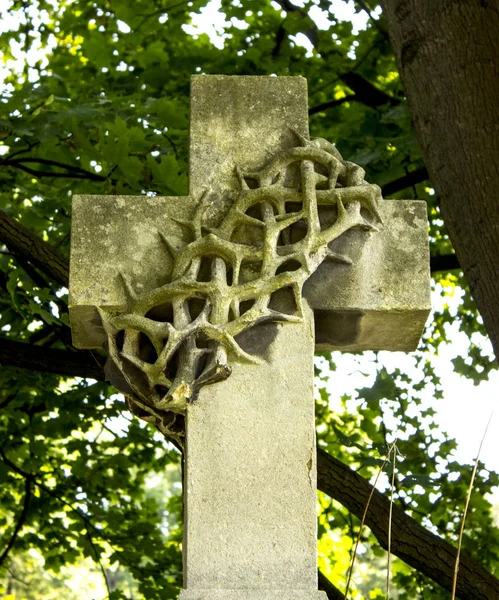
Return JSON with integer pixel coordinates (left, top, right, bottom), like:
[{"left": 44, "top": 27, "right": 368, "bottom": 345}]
[{"left": 69, "top": 76, "right": 430, "bottom": 600}]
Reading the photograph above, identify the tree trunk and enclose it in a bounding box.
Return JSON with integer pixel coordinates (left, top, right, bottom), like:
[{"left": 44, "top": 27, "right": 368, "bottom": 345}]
[{"left": 380, "top": 0, "right": 499, "bottom": 359}]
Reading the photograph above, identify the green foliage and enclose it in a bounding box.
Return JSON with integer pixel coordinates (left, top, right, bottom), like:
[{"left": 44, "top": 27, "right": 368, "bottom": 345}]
[{"left": 0, "top": 1, "right": 497, "bottom": 599}]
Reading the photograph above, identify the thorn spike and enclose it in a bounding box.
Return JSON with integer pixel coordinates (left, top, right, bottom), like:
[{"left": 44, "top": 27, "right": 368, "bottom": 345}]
[
  {"left": 326, "top": 250, "right": 353, "bottom": 265},
  {"left": 158, "top": 231, "right": 180, "bottom": 258}
]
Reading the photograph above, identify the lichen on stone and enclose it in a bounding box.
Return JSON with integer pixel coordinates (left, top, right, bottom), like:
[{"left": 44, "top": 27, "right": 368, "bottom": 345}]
[{"left": 100, "top": 134, "right": 382, "bottom": 445}]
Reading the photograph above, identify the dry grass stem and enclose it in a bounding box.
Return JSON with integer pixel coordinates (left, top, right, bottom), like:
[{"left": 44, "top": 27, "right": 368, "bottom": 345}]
[
  {"left": 386, "top": 444, "right": 397, "bottom": 599},
  {"left": 343, "top": 443, "right": 396, "bottom": 599},
  {"left": 451, "top": 412, "right": 494, "bottom": 600}
]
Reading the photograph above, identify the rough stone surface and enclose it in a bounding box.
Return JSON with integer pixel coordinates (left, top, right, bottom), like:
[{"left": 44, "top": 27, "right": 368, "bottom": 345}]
[
  {"left": 70, "top": 194, "right": 194, "bottom": 348},
  {"left": 308, "top": 199, "right": 430, "bottom": 351},
  {"left": 182, "top": 307, "right": 321, "bottom": 594},
  {"left": 189, "top": 75, "right": 309, "bottom": 198},
  {"left": 178, "top": 591, "right": 328, "bottom": 600}
]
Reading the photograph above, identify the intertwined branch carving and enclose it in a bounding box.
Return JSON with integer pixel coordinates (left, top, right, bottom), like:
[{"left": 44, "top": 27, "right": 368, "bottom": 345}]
[{"left": 101, "top": 134, "right": 382, "bottom": 444}]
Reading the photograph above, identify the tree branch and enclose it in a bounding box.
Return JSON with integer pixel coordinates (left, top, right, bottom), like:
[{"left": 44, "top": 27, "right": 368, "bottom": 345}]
[
  {"left": 15, "top": 254, "right": 50, "bottom": 289},
  {"left": 354, "top": 0, "right": 389, "bottom": 40},
  {"left": 0, "top": 476, "right": 32, "bottom": 567},
  {"left": 273, "top": 0, "right": 334, "bottom": 56},
  {"left": 0, "top": 337, "right": 105, "bottom": 381},
  {"left": 431, "top": 254, "right": 460, "bottom": 273},
  {"left": 0, "top": 448, "right": 157, "bottom": 577},
  {"left": 4, "top": 162, "right": 106, "bottom": 181},
  {"left": 381, "top": 166, "right": 429, "bottom": 196},
  {"left": 309, "top": 95, "right": 357, "bottom": 115},
  {"left": 339, "top": 72, "right": 399, "bottom": 108},
  {"left": 275, "top": 0, "right": 397, "bottom": 112},
  {"left": 0, "top": 210, "right": 69, "bottom": 287},
  {"left": 272, "top": 23, "right": 287, "bottom": 58},
  {"left": 317, "top": 448, "right": 499, "bottom": 600},
  {"left": 3, "top": 157, "right": 106, "bottom": 182},
  {"left": 318, "top": 570, "right": 344, "bottom": 600}
]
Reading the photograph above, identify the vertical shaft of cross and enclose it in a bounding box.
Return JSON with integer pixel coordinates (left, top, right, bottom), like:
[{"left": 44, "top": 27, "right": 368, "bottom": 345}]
[{"left": 179, "top": 76, "right": 327, "bottom": 599}]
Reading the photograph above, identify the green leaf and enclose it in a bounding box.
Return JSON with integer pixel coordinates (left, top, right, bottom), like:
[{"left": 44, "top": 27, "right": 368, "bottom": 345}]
[{"left": 147, "top": 154, "right": 187, "bottom": 196}]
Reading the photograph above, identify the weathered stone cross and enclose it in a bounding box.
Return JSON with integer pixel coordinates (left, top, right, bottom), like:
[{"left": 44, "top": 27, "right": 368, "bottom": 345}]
[{"left": 69, "top": 76, "right": 430, "bottom": 600}]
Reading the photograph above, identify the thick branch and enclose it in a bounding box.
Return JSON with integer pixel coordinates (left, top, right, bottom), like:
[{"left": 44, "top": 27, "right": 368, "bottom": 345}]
[
  {"left": 273, "top": 0, "right": 320, "bottom": 49},
  {"left": 381, "top": 166, "right": 428, "bottom": 196},
  {"left": 431, "top": 254, "right": 460, "bottom": 273},
  {"left": 0, "top": 449, "right": 147, "bottom": 576},
  {"left": 0, "top": 476, "right": 32, "bottom": 567},
  {"left": 275, "top": 0, "right": 397, "bottom": 111},
  {"left": 0, "top": 210, "right": 69, "bottom": 287},
  {"left": 0, "top": 337, "right": 105, "bottom": 381},
  {"left": 317, "top": 448, "right": 499, "bottom": 600},
  {"left": 340, "top": 72, "right": 399, "bottom": 108},
  {"left": 272, "top": 23, "right": 287, "bottom": 58},
  {"left": 3, "top": 157, "right": 106, "bottom": 182},
  {"left": 318, "top": 570, "right": 344, "bottom": 600},
  {"left": 354, "top": 0, "right": 389, "bottom": 39},
  {"left": 309, "top": 95, "right": 357, "bottom": 115}
]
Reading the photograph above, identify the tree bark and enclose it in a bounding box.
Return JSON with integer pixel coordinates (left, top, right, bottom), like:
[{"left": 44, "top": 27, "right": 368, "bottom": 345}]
[
  {"left": 0, "top": 210, "right": 69, "bottom": 287},
  {"left": 380, "top": 0, "right": 499, "bottom": 359},
  {"left": 0, "top": 337, "right": 105, "bottom": 380}
]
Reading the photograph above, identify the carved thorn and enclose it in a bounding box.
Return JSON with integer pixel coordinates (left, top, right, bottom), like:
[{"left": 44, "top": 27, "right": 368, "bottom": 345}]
[
  {"left": 290, "top": 128, "right": 309, "bottom": 147},
  {"left": 157, "top": 382, "right": 190, "bottom": 413},
  {"left": 193, "top": 192, "right": 213, "bottom": 238},
  {"left": 292, "top": 282, "right": 304, "bottom": 318},
  {"left": 336, "top": 197, "right": 347, "bottom": 218},
  {"left": 326, "top": 250, "right": 353, "bottom": 265},
  {"left": 235, "top": 211, "right": 265, "bottom": 227},
  {"left": 121, "top": 352, "right": 150, "bottom": 371},
  {"left": 196, "top": 188, "right": 212, "bottom": 208},
  {"left": 227, "top": 340, "right": 263, "bottom": 364},
  {"left": 196, "top": 360, "right": 231, "bottom": 388},
  {"left": 191, "top": 299, "right": 211, "bottom": 326},
  {"left": 128, "top": 395, "right": 163, "bottom": 420},
  {"left": 156, "top": 372, "right": 173, "bottom": 388},
  {"left": 158, "top": 231, "right": 182, "bottom": 258},
  {"left": 170, "top": 218, "right": 192, "bottom": 231},
  {"left": 361, "top": 221, "right": 380, "bottom": 233},
  {"left": 369, "top": 204, "right": 384, "bottom": 224},
  {"left": 235, "top": 166, "right": 250, "bottom": 190},
  {"left": 199, "top": 326, "right": 263, "bottom": 365},
  {"left": 196, "top": 346, "right": 231, "bottom": 388},
  {"left": 118, "top": 273, "right": 137, "bottom": 305},
  {"left": 265, "top": 309, "right": 303, "bottom": 323},
  {"left": 272, "top": 170, "right": 284, "bottom": 186},
  {"left": 96, "top": 306, "right": 114, "bottom": 334},
  {"left": 230, "top": 299, "right": 240, "bottom": 319},
  {"left": 315, "top": 173, "right": 328, "bottom": 186},
  {"left": 275, "top": 210, "right": 305, "bottom": 231}
]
